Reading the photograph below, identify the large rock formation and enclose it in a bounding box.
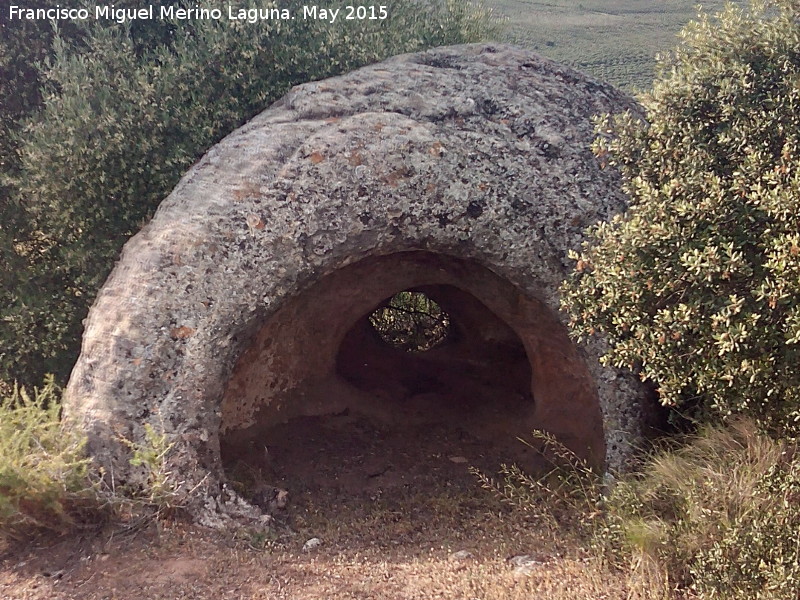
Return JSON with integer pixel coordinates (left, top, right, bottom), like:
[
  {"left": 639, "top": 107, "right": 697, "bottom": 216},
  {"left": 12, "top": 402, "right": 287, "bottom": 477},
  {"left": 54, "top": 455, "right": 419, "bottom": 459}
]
[{"left": 64, "top": 44, "right": 653, "bottom": 520}]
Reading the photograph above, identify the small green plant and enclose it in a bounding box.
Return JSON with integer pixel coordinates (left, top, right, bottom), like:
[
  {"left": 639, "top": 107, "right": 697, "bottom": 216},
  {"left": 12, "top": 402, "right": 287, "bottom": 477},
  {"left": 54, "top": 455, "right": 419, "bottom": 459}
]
[
  {"left": 234, "top": 525, "right": 280, "bottom": 551},
  {"left": 0, "top": 375, "right": 94, "bottom": 537},
  {"left": 119, "top": 422, "right": 183, "bottom": 516},
  {"left": 0, "top": 377, "right": 200, "bottom": 537},
  {"left": 473, "top": 430, "right": 603, "bottom": 529}
]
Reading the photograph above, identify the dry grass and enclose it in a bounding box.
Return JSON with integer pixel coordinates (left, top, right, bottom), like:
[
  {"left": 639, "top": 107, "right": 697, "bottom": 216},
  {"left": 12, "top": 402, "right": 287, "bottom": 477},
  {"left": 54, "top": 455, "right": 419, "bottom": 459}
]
[
  {"left": 4, "top": 420, "right": 791, "bottom": 599},
  {"left": 596, "top": 420, "right": 796, "bottom": 600},
  {"left": 0, "top": 484, "right": 629, "bottom": 600}
]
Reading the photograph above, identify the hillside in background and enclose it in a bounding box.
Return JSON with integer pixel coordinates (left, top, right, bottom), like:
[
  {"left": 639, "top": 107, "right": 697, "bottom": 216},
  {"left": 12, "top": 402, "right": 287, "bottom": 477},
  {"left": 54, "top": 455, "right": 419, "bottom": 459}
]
[{"left": 488, "top": 0, "right": 745, "bottom": 91}]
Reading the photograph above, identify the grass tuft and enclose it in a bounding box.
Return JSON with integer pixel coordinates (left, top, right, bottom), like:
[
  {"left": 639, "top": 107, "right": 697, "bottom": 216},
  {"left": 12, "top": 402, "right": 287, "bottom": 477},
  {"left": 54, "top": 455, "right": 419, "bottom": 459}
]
[
  {"left": 597, "top": 420, "right": 799, "bottom": 599},
  {"left": 478, "top": 421, "right": 799, "bottom": 599}
]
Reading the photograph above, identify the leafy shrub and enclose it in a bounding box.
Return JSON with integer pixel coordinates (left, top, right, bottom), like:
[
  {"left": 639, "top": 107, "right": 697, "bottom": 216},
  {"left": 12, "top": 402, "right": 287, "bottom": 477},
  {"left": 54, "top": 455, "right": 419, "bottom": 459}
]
[
  {"left": 0, "top": 376, "right": 93, "bottom": 537},
  {"left": 597, "top": 420, "right": 797, "bottom": 600},
  {"left": 0, "top": 377, "right": 194, "bottom": 536},
  {"left": 2, "top": 0, "right": 497, "bottom": 387},
  {"left": 560, "top": 0, "right": 800, "bottom": 434}
]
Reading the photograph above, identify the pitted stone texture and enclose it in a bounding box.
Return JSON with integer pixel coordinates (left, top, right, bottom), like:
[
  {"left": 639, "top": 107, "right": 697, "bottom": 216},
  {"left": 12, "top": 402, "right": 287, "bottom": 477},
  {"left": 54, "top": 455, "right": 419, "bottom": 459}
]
[{"left": 64, "top": 44, "right": 650, "bottom": 513}]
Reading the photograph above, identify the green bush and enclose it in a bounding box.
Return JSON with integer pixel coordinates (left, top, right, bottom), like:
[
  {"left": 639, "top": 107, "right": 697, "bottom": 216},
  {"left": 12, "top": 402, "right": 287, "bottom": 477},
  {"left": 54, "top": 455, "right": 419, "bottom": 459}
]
[
  {"left": 2, "top": 0, "right": 497, "bottom": 387},
  {"left": 0, "top": 376, "right": 93, "bottom": 537},
  {"left": 560, "top": 0, "right": 800, "bottom": 434},
  {"left": 597, "top": 421, "right": 798, "bottom": 600}
]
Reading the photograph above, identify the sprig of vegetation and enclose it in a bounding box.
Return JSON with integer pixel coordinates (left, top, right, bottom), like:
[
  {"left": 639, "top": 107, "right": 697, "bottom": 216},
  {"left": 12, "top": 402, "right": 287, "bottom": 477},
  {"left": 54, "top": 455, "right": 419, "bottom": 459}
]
[
  {"left": 119, "top": 422, "right": 185, "bottom": 517},
  {"left": 0, "top": 376, "right": 94, "bottom": 538},
  {"left": 472, "top": 430, "right": 604, "bottom": 529}
]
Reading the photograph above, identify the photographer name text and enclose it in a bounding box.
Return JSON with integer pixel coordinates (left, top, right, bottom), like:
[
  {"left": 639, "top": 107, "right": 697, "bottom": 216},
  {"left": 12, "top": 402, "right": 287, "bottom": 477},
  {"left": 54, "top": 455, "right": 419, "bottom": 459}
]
[{"left": 8, "top": 4, "right": 389, "bottom": 24}]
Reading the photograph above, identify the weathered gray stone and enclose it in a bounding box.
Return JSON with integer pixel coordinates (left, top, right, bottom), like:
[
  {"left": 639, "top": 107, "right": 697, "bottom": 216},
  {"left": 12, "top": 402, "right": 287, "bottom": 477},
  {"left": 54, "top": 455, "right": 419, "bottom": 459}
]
[{"left": 64, "top": 43, "right": 654, "bottom": 520}]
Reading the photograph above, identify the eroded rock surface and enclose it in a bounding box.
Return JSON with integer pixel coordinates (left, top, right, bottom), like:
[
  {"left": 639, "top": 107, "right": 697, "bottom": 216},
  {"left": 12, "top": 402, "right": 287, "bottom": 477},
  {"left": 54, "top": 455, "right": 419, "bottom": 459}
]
[{"left": 64, "top": 44, "right": 653, "bottom": 519}]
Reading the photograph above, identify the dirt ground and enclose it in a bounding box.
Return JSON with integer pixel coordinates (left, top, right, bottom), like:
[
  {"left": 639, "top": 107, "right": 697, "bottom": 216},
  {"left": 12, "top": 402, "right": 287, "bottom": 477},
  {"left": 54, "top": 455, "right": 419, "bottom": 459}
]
[{"left": 1, "top": 413, "right": 628, "bottom": 600}]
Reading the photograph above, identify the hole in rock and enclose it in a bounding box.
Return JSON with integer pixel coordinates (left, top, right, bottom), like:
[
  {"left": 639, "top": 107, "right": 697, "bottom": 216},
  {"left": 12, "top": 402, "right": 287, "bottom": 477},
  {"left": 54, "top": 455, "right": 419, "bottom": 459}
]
[
  {"left": 219, "top": 251, "right": 604, "bottom": 513},
  {"left": 337, "top": 284, "right": 534, "bottom": 440},
  {"left": 369, "top": 290, "right": 450, "bottom": 352}
]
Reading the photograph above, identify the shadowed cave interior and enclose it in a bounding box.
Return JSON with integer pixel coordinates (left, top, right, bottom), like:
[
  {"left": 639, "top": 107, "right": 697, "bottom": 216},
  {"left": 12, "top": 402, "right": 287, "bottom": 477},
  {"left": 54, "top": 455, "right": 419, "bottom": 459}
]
[{"left": 219, "top": 252, "right": 605, "bottom": 505}]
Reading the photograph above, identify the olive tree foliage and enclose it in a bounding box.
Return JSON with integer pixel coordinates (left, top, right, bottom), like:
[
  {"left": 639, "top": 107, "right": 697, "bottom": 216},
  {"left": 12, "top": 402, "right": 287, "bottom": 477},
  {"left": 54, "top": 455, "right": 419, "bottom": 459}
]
[
  {"left": 561, "top": 0, "right": 800, "bottom": 434},
  {"left": 1, "top": 0, "right": 496, "bottom": 386},
  {"left": 0, "top": 6, "right": 88, "bottom": 387}
]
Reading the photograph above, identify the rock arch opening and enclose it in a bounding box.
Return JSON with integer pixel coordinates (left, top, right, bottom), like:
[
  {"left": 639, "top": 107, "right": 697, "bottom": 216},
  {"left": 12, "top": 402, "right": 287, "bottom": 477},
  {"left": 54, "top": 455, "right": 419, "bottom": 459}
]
[
  {"left": 219, "top": 251, "right": 605, "bottom": 501},
  {"left": 63, "top": 45, "right": 655, "bottom": 517}
]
